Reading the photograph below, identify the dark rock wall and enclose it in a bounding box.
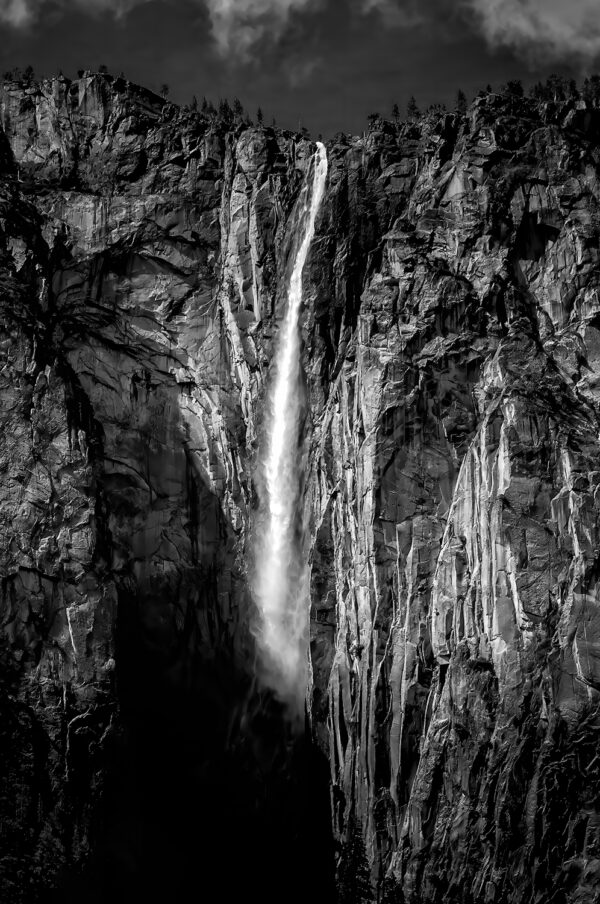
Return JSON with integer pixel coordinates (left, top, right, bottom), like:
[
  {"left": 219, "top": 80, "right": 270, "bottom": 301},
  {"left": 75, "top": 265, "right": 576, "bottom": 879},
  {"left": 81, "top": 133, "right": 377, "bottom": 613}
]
[{"left": 1, "top": 75, "right": 599, "bottom": 903}]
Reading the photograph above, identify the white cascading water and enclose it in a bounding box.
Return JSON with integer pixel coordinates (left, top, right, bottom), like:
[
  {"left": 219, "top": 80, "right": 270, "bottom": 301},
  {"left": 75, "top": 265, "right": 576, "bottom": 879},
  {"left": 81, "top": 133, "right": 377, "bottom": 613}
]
[{"left": 252, "top": 142, "right": 328, "bottom": 718}]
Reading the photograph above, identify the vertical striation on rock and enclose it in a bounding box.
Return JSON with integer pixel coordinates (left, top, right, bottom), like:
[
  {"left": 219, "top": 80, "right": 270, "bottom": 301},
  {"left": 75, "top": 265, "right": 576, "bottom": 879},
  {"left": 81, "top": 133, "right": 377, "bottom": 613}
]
[{"left": 304, "top": 96, "right": 600, "bottom": 904}]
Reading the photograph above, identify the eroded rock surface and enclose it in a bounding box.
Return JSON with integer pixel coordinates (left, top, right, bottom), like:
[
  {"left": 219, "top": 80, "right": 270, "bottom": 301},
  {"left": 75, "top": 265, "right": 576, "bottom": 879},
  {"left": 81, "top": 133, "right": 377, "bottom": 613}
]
[{"left": 1, "top": 75, "right": 600, "bottom": 904}]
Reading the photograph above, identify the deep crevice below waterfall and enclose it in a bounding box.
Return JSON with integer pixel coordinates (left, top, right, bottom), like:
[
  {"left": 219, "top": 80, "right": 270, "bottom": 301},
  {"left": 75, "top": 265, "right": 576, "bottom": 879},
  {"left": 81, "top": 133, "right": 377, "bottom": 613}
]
[{"left": 251, "top": 142, "right": 328, "bottom": 718}]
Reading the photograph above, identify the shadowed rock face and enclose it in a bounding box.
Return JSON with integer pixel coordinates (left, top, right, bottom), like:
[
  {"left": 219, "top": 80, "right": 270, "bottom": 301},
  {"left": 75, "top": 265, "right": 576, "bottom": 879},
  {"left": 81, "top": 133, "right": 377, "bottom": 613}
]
[{"left": 1, "top": 74, "right": 600, "bottom": 904}]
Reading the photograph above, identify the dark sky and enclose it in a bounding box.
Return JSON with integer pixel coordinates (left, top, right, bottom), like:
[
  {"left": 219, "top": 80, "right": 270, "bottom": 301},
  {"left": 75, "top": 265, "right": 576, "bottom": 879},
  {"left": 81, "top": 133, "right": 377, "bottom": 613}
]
[{"left": 0, "top": 0, "right": 595, "bottom": 137}]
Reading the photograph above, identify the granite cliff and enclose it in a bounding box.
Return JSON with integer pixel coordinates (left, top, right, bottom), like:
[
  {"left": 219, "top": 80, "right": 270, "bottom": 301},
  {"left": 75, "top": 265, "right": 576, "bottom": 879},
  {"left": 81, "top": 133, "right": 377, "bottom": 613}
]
[{"left": 1, "top": 72, "right": 600, "bottom": 904}]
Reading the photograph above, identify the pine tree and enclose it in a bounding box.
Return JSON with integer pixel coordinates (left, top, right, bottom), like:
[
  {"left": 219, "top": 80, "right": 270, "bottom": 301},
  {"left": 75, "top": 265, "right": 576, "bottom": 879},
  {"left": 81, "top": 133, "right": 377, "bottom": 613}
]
[
  {"left": 406, "top": 95, "right": 419, "bottom": 119},
  {"left": 256, "top": 106, "right": 264, "bottom": 124},
  {"left": 505, "top": 79, "right": 524, "bottom": 97},
  {"left": 160, "top": 83, "right": 170, "bottom": 98},
  {"left": 392, "top": 102, "right": 400, "bottom": 121},
  {"left": 456, "top": 89, "right": 467, "bottom": 114},
  {"left": 337, "top": 818, "right": 374, "bottom": 904},
  {"left": 530, "top": 80, "right": 548, "bottom": 101},
  {"left": 218, "top": 98, "right": 233, "bottom": 123},
  {"left": 546, "top": 73, "right": 567, "bottom": 102},
  {"left": 583, "top": 74, "right": 600, "bottom": 105},
  {"left": 233, "top": 97, "right": 244, "bottom": 120}
]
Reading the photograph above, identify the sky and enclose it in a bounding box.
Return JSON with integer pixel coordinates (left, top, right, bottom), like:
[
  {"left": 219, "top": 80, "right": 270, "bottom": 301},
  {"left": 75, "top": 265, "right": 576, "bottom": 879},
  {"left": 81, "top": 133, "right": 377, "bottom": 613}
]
[{"left": 1, "top": 0, "right": 599, "bottom": 136}]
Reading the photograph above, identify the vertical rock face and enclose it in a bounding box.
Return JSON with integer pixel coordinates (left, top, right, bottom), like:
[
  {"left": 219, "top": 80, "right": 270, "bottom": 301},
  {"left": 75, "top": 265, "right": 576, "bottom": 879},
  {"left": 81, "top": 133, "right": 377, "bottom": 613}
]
[{"left": 1, "top": 75, "right": 600, "bottom": 903}]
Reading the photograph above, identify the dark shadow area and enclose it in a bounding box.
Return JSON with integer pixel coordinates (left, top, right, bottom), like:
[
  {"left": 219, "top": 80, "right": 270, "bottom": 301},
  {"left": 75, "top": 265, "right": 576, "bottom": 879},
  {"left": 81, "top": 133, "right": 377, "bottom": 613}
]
[{"left": 42, "top": 591, "right": 337, "bottom": 904}]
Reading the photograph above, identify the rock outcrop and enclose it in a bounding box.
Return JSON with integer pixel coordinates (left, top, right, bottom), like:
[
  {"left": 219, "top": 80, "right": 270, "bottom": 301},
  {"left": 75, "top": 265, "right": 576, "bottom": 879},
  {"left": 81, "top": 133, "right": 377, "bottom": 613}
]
[{"left": 1, "top": 74, "right": 600, "bottom": 904}]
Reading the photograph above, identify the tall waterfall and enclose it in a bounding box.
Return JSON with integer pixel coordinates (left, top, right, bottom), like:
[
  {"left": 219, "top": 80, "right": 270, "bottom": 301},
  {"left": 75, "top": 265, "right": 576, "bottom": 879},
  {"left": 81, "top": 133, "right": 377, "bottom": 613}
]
[{"left": 252, "top": 142, "right": 328, "bottom": 718}]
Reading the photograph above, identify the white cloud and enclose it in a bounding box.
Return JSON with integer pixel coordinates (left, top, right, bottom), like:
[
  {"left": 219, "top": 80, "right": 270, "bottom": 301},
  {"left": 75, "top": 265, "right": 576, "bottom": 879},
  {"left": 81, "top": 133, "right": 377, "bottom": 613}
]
[
  {"left": 361, "top": 0, "right": 424, "bottom": 28},
  {"left": 0, "top": 0, "right": 147, "bottom": 28},
  {"left": 0, "top": 0, "right": 322, "bottom": 60},
  {"left": 0, "top": 0, "right": 424, "bottom": 60},
  {"left": 0, "top": 0, "right": 35, "bottom": 25},
  {"left": 287, "top": 55, "right": 322, "bottom": 87},
  {"left": 206, "top": 0, "right": 426, "bottom": 60},
  {"left": 464, "top": 0, "right": 600, "bottom": 63},
  {"left": 204, "top": 0, "right": 320, "bottom": 58}
]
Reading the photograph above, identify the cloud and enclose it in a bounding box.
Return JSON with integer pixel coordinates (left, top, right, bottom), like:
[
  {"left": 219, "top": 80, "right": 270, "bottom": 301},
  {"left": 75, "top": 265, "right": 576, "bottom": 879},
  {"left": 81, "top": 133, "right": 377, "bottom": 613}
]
[
  {"left": 205, "top": 0, "right": 426, "bottom": 59},
  {"left": 0, "top": 0, "right": 321, "bottom": 60},
  {"left": 0, "top": 0, "right": 147, "bottom": 27},
  {"left": 464, "top": 0, "right": 600, "bottom": 64},
  {"left": 287, "top": 55, "right": 322, "bottom": 87},
  {"left": 361, "top": 0, "right": 424, "bottom": 28},
  {"left": 203, "top": 0, "right": 320, "bottom": 58},
  {"left": 0, "top": 0, "right": 427, "bottom": 56},
  {"left": 0, "top": 0, "right": 37, "bottom": 25},
  {"left": 0, "top": 0, "right": 326, "bottom": 69}
]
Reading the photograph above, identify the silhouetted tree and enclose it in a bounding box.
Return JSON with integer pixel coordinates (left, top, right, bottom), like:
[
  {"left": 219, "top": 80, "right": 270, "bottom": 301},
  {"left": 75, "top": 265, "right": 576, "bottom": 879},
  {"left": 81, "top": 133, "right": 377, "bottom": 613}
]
[
  {"left": 233, "top": 96, "right": 244, "bottom": 120},
  {"left": 256, "top": 106, "right": 264, "bottom": 124},
  {"left": 504, "top": 79, "right": 524, "bottom": 97},
  {"left": 160, "top": 83, "right": 170, "bottom": 98},
  {"left": 392, "top": 102, "right": 400, "bottom": 121},
  {"left": 546, "top": 73, "right": 568, "bottom": 102},
  {"left": 201, "top": 96, "right": 209, "bottom": 114},
  {"left": 23, "top": 64, "right": 34, "bottom": 82},
  {"left": 98, "top": 64, "right": 108, "bottom": 74},
  {"left": 530, "top": 80, "right": 548, "bottom": 101},
  {"left": 583, "top": 74, "right": 600, "bottom": 104},
  {"left": 456, "top": 89, "right": 467, "bottom": 114},
  {"left": 337, "top": 819, "right": 374, "bottom": 904},
  {"left": 191, "top": 95, "right": 198, "bottom": 111},
  {"left": 406, "top": 95, "right": 419, "bottom": 118},
  {"left": 219, "top": 98, "right": 232, "bottom": 122}
]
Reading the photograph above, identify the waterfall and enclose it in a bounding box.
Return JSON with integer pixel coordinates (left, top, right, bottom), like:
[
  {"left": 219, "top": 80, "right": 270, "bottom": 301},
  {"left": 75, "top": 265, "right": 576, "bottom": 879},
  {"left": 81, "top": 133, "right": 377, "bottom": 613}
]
[{"left": 252, "top": 142, "right": 328, "bottom": 718}]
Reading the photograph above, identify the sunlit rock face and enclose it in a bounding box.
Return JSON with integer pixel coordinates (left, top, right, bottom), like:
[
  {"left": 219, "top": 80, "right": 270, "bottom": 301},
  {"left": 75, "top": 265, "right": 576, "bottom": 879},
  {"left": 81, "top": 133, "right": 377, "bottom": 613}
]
[{"left": 1, "top": 75, "right": 600, "bottom": 904}]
